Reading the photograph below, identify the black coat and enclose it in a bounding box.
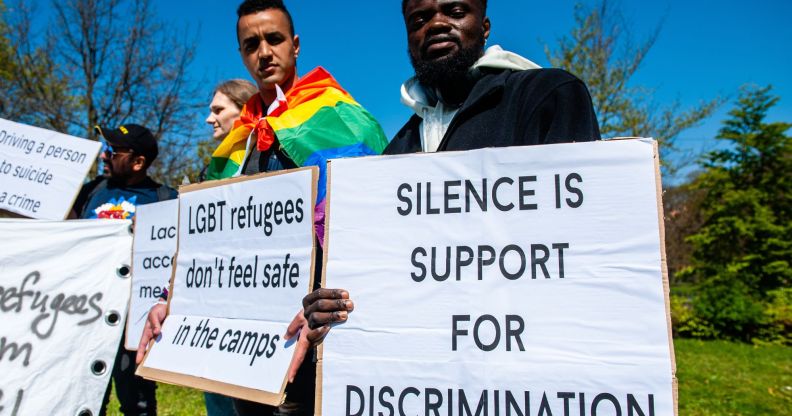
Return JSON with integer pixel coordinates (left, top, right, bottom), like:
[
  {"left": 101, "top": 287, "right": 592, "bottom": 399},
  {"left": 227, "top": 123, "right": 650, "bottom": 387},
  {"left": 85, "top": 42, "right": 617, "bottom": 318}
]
[{"left": 385, "top": 68, "right": 601, "bottom": 154}]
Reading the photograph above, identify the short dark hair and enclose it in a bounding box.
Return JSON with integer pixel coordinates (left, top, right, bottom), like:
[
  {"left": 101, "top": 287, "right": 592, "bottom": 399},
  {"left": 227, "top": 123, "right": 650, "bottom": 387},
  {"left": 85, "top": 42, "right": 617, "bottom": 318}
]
[
  {"left": 401, "top": 0, "right": 488, "bottom": 15},
  {"left": 237, "top": 0, "right": 295, "bottom": 36}
]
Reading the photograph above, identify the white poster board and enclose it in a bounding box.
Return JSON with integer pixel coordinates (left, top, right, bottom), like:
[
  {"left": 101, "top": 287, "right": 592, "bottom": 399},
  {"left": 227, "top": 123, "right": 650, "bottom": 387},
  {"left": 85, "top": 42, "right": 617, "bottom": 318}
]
[
  {"left": 126, "top": 199, "right": 178, "bottom": 351},
  {"left": 138, "top": 168, "right": 318, "bottom": 405},
  {"left": 0, "top": 118, "right": 101, "bottom": 220},
  {"left": 320, "top": 139, "right": 676, "bottom": 415},
  {"left": 0, "top": 219, "right": 133, "bottom": 416}
]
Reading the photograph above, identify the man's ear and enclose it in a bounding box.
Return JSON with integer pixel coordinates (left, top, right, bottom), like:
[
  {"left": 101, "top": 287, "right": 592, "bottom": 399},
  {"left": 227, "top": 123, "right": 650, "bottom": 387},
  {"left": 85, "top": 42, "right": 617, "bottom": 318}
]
[
  {"left": 482, "top": 16, "right": 491, "bottom": 41},
  {"left": 132, "top": 155, "right": 147, "bottom": 172},
  {"left": 293, "top": 34, "right": 300, "bottom": 59}
]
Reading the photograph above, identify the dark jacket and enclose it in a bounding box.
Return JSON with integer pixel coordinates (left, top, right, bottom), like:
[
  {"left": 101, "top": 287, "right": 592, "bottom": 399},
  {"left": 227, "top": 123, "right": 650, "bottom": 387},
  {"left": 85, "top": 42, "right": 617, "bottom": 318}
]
[{"left": 385, "top": 68, "right": 600, "bottom": 154}]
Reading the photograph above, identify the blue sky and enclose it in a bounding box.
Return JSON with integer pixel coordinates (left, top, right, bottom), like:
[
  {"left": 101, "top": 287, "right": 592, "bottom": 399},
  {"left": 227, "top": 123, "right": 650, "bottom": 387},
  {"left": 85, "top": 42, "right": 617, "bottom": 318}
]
[{"left": 162, "top": 0, "right": 790, "bottom": 178}]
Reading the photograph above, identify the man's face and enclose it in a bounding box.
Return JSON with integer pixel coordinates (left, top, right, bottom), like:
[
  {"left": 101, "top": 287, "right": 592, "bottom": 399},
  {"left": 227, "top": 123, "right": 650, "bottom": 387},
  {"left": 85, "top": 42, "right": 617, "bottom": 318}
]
[
  {"left": 237, "top": 9, "right": 300, "bottom": 94},
  {"left": 404, "top": 0, "right": 490, "bottom": 87},
  {"left": 100, "top": 145, "right": 143, "bottom": 181}
]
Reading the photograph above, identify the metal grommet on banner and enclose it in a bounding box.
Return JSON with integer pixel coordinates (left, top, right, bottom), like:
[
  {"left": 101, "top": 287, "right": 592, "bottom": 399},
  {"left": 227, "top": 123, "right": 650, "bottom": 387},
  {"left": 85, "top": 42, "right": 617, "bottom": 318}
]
[
  {"left": 116, "top": 264, "right": 131, "bottom": 278},
  {"left": 104, "top": 310, "right": 121, "bottom": 326},
  {"left": 77, "top": 409, "right": 93, "bottom": 416},
  {"left": 91, "top": 360, "right": 107, "bottom": 376}
]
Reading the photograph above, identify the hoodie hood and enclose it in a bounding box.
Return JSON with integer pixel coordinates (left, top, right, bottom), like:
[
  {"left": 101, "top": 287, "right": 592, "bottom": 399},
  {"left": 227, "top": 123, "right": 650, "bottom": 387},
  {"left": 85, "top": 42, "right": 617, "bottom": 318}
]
[
  {"left": 473, "top": 45, "right": 542, "bottom": 72},
  {"left": 400, "top": 45, "right": 540, "bottom": 152}
]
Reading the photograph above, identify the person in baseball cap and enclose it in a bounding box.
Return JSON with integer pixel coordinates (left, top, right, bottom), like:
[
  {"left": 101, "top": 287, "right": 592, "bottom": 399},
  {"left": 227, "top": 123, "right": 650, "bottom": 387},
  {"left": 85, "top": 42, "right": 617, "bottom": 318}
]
[
  {"left": 72, "top": 123, "right": 176, "bottom": 415},
  {"left": 94, "top": 123, "right": 159, "bottom": 182}
]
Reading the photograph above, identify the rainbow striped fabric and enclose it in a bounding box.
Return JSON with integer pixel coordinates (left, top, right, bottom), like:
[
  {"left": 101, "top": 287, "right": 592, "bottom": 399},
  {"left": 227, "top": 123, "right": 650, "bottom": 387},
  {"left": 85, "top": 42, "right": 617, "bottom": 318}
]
[
  {"left": 206, "top": 68, "right": 387, "bottom": 188},
  {"left": 205, "top": 67, "right": 388, "bottom": 243}
]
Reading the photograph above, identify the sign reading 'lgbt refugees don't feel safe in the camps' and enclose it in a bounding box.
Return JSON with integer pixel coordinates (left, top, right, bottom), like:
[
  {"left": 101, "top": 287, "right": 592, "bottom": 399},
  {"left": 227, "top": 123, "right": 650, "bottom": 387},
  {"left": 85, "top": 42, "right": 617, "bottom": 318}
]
[
  {"left": 126, "top": 199, "right": 178, "bottom": 351},
  {"left": 138, "top": 168, "right": 318, "bottom": 405},
  {"left": 0, "top": 219, "right": 133, "bottom": 416},
  {"left": 0, "top": 118, "right": 101, "bottom": 220},
  {"left": 320, "top": 139, "right": 676, "bottom": 416}
]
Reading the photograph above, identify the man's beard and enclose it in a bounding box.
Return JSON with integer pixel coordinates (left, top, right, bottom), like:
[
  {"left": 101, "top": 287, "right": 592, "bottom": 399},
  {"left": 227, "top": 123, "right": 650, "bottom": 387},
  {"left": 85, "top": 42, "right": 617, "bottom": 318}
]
[{"left": 410, "top": 38, "right": 485, "bottom": 89}]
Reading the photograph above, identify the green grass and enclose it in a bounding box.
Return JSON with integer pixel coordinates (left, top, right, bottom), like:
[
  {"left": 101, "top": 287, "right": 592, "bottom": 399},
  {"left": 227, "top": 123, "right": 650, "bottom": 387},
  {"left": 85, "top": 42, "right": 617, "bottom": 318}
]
[
  {"left": 107, "top": 339, "right": 791, "bottom": 415},
  {"left": 675, "top": 338, "right": 792, "bottom": 415},
  {"left": 106, "top": 382, "right": 206, "bottom": 416}
]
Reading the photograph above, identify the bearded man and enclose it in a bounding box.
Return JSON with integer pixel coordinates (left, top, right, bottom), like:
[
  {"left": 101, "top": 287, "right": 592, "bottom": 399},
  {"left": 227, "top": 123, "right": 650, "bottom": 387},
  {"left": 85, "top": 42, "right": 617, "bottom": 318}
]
[
  {"left": 387, "top": 0, "right": 601, "bottom": 153},
  {"left": 301, "top": 0, "right": 601, "bottom": 350}
]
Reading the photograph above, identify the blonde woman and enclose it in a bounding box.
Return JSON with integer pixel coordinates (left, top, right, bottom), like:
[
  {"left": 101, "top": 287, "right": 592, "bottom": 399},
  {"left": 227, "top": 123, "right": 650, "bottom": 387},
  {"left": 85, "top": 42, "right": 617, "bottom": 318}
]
[{"left": 200, "top": 79, "right": 259, "bottom": 181}]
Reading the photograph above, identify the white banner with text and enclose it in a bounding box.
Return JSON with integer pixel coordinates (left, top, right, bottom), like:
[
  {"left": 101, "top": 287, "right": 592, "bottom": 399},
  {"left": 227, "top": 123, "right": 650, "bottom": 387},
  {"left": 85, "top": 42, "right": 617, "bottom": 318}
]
[
  {"left": 126, "top": 199, "right": 178, "bottom": 350},
  {"left": 0, "top": 118, "right": 101, "bottom": 219},
  {"left": 320, "top": 139, "right": 675, "bottom": 416},
  {"left": 0, "top": 219, "right": 133, "bottom": 416},
  {"left": 138, "top": 168, "right": 318, "bottom": 405}
]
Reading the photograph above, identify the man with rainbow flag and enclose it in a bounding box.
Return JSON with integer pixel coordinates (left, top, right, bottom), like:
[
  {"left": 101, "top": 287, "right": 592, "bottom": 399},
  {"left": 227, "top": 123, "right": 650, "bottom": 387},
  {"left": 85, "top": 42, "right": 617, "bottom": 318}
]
[
  {"left": 206, "top": 0, "right": 389, "bottom": 245},
  {"left": 137, "top": 1, "right": 387, "bottom": 415},
  {"left": 214, "top": 4, "right": 388, "bottom": 414}
]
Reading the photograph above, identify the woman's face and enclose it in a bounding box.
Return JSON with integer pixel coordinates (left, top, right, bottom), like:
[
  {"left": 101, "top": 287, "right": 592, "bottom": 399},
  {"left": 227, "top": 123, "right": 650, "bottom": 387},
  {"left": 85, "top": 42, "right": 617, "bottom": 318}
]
[{"left": 205, "top": 92, "right": 242, "bottom": 141}]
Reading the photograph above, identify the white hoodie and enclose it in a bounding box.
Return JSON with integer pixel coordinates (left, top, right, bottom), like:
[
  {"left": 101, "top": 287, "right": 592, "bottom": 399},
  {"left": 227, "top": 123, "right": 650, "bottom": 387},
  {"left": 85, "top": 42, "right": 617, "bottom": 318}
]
[{"left": 400, "top": 45, "right": 541, "bottom": 152}]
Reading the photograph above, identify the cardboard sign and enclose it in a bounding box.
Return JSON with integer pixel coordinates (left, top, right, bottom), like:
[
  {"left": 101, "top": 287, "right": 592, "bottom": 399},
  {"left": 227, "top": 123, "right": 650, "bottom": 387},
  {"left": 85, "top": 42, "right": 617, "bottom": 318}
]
[
  {"left": 319, "top": 139, "right": 676, "bottom": 415},
  {"left": 138, "top": 168, "right": 318, "bottom": 405},
  {"left": 0, "top": 219, "right": 133, "bottom": 416},
  {"left": 0, "top": 118, "right": 101, "bottom": 219},
  {"left": 126, "top": 200, "right": 178, "bottom": 350}
]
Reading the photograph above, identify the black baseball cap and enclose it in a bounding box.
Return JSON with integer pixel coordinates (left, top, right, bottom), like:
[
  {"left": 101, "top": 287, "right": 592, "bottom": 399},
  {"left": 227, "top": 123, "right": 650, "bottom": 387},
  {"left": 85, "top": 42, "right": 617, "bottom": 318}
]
[{"left": 94, "top": 124, "right": 159, "bottom": 162}]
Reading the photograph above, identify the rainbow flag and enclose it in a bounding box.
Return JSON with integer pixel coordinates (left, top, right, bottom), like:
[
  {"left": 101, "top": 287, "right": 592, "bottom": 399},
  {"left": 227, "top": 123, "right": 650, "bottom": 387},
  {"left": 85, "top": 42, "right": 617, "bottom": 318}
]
[{"left": 205, "top": 67, "right": 389, "bottom": 242}]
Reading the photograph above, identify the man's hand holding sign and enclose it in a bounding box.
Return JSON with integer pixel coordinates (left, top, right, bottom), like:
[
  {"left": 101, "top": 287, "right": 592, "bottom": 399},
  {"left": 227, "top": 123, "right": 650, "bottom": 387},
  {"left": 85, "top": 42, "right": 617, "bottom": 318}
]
[
  {"left": 283, "top": 294, "right": 352, "bottom": 383},
  {"left": 302, "top": 289, "right": 354, "bottom": 334}
]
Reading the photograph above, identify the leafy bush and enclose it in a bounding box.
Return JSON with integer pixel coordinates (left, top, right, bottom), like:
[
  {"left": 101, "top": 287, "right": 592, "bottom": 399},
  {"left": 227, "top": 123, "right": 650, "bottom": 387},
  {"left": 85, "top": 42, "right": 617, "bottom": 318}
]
[
  {"left": 670, "top": 288, "right": 717, "bottom": 339},
  {"left": 755, "top": 288, "right": 792, "bottom": 345},
  {"left": 691, "top": 276, "right": 765, "bottom": 341},
  {"left": 672, "top": 281, "right": 792, "bottom": 344}
]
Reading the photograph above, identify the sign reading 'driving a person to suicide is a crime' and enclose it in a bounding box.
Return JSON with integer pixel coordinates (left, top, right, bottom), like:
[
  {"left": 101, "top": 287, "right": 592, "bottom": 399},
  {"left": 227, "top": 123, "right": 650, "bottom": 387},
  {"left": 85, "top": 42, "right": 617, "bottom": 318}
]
[
  {"left": 126, "top": 199, "right": 178, "bottom": 351},
  {"left": 0, "top": 219, "right": 133, "bottom": 416},
  {"left": 138, "top": 167, "right": 317, "bottom": 405},
  {"left": 320, "top": 139, "right": 676, "bottom": 416},
  {"left": 0, "top": 118, "right": 101, "bottom": 220}
]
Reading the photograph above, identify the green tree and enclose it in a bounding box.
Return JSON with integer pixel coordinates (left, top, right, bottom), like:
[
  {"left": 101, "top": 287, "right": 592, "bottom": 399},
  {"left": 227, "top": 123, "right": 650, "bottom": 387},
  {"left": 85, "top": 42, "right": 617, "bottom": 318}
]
[
  {"left": 0, "top": 1, "right": 77, "bottom": 132},
  {"left": 1, "top": 0, "right": 204, "bottom": 186},
  {"left": 680, "top": 85, "right": 791, "bottom": 341},
  {"left": 545, "top": 1, "right": 722, "bottom": 176}
]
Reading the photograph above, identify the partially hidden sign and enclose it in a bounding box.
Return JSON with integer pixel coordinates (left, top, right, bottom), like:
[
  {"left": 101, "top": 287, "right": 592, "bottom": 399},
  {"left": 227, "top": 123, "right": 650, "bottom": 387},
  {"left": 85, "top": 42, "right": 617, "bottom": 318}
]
[
  {"left": 138, "top": 168, "right": 318, "bottom": 405},
  {"left": 126, "top": 199, "right": 178, "bottom": 350},
  {"left": 0, "top": 219, "right": 133, "bottom": 416},
  {"left": 319, "top": 139, "right": 676, "bottom": 415},
  {"left": 0, "top": 118, "right": 101, "bottom": 219}
]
